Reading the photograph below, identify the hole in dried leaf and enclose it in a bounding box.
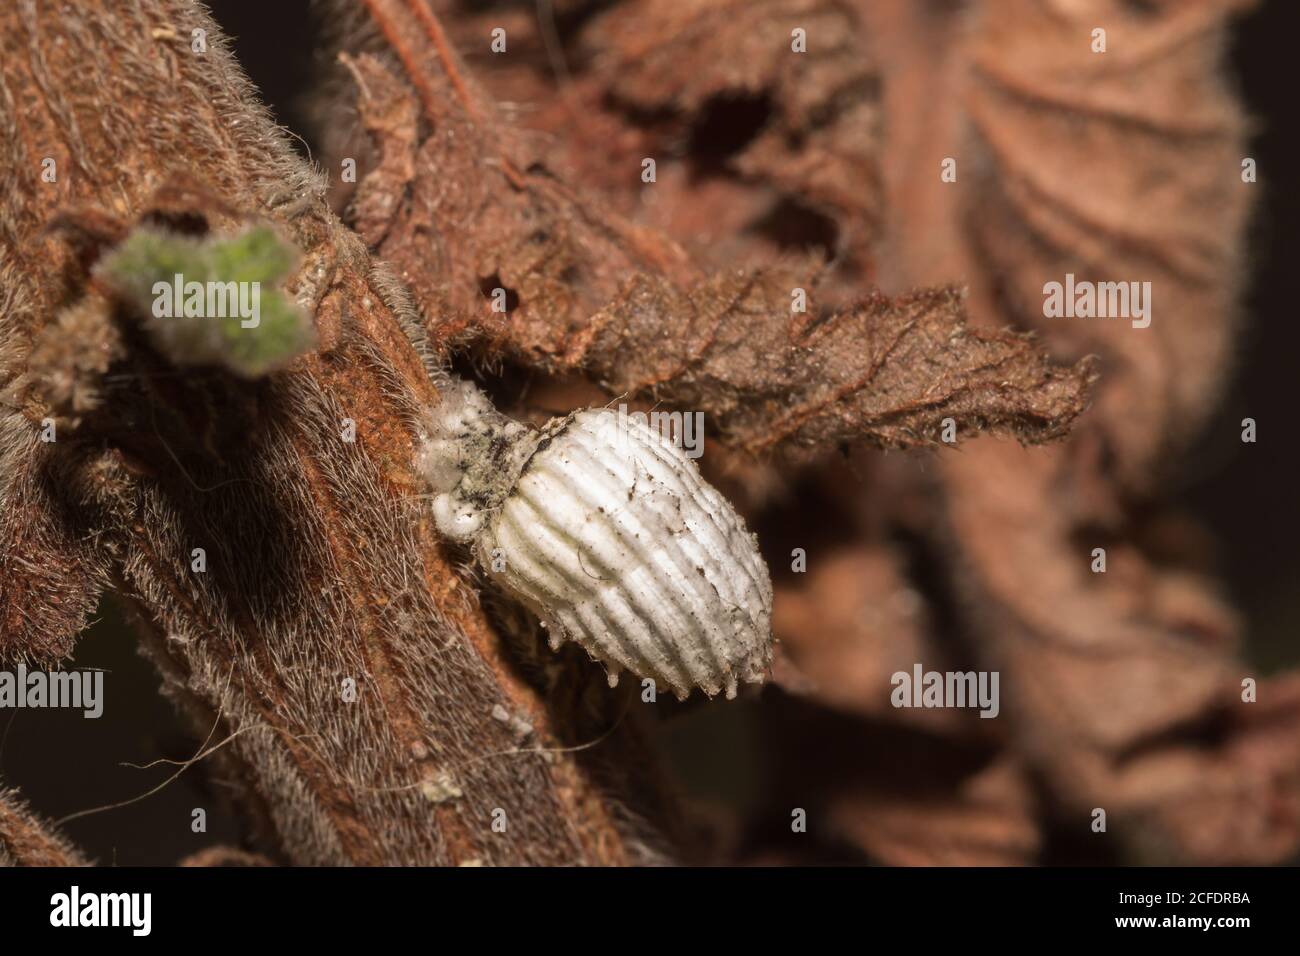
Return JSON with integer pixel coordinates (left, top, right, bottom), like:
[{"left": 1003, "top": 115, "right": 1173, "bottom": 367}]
[
  {"left": 478, "top": 272, "right": 521, "bottom": 313},
  {"left": 140, "top": 210, "right": 211, "bottom": 237},
  {"left": 687, "top": 93, "right": 773, "bottom": 173},
  {"left": 746, "top": 196, "right": 839, "bottom": 260}
]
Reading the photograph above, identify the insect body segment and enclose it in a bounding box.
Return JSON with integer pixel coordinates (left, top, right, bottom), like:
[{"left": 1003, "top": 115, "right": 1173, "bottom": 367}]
[{"left": 420, "top": 381, "right": 773, "bottom": 700}]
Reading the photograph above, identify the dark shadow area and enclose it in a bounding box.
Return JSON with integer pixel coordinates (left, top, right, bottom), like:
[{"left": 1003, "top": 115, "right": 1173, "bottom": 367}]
[{"left": 1, "top": 596, "right": 242, "bottom": 865}]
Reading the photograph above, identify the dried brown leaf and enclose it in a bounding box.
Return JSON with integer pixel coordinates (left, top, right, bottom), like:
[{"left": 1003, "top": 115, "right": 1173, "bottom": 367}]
[
  {"left": 826, "top": 756, "right": 1042, "bottom": 867},
  {"left": 861, "top": 0, "right": 1255, "bottom": 496},
  {"left": 758, "top": 694, "right": 1039, "bottom": 865},
  {"left": 432, "top": 0, "right": 882, "bottom": 278},
  {"left": 941, "top": 440, "right": 1300, "bottom": 864},
  {"left": 568, "top": 277, "right": 1098, "bottom": 454},
  {"left": 960, "top": 0, "right": 1254, "bottom": 492},
  {"left": 772, "top": 543, "right": 968, "bottom": 732},
  {"left": 326, "top": 19, "right": 1094, "bottom": 456}
]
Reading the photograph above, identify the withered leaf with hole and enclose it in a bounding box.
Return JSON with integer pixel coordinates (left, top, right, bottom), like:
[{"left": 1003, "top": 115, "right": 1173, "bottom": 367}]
[
  {"left": 942, "top": 440, "right": 1300, "bottom": 864},
  {"left": 431, "top": 0, "right": 882, "bottom": 279},
  {"left": 327, "top": 15, "right": 1095, "bottom": 457}
]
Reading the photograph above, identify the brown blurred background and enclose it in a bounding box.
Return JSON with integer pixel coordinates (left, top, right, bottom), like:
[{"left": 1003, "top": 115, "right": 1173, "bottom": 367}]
[{"left": 3, "top": 0, "right": 1295, "bottom": 865}]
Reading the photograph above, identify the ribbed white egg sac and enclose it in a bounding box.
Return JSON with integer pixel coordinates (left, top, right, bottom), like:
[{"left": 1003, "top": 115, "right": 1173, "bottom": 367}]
[{"left": 474, "top": 409, "right": 773, "bottom": 700}]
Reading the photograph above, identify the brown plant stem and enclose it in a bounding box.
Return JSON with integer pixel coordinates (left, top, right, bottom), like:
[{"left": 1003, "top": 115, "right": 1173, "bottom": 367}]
[
  {"left": 0, "top": 786, "right": 87, "bottom": 866},
  {"left": 0, "top": 0, "right": 674, "bottom": 865}
]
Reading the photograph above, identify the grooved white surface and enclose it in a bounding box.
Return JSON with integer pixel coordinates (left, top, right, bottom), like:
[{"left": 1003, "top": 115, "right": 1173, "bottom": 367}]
[{"left": 478, "top": 410, "right": 773, "bottom": 699}]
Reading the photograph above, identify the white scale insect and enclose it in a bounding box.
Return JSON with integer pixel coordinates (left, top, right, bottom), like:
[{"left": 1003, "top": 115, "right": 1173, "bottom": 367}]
[{"left": 419, "top": 380, "right": 773, "bottom": 700}]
